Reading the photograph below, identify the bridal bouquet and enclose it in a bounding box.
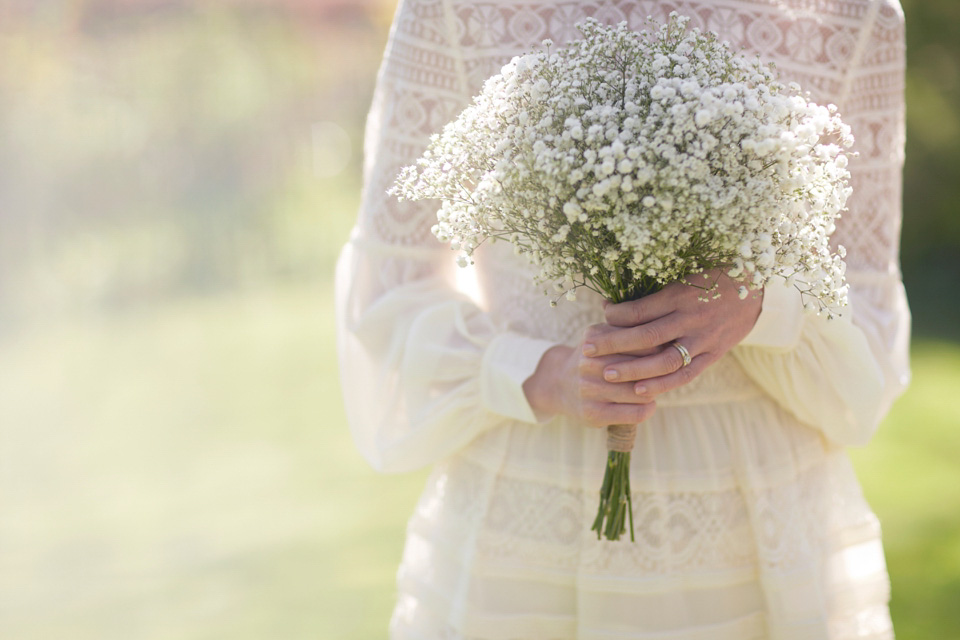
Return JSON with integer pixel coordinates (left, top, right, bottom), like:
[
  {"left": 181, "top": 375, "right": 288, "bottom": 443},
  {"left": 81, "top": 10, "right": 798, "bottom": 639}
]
[{"left": 391, "top": 14, "right": 853, "bottom": 541}]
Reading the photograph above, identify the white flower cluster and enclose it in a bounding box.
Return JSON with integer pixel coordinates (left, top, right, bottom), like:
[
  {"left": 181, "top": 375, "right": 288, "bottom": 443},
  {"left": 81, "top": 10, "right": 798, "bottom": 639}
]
[{"left": 391, "top": 14, "right": 852, "bottom": 312}]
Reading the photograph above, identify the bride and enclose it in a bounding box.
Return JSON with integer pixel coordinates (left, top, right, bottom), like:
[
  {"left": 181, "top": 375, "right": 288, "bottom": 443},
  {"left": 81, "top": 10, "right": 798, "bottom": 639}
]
[{"left": 336, "top": 1, "right": 910, "bottom": 638}]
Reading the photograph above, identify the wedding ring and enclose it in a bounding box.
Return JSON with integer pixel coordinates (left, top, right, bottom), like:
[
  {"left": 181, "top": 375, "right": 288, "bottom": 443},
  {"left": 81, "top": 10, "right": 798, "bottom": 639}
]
[{"left": 671, "top": 342, "right": 692, "bottom": 368}]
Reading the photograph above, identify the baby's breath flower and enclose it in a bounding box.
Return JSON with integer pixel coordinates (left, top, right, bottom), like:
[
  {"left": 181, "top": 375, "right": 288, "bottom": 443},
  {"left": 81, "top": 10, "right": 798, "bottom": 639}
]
[{"left": 391, "top": 14, "right": 851, "bottom": 312}]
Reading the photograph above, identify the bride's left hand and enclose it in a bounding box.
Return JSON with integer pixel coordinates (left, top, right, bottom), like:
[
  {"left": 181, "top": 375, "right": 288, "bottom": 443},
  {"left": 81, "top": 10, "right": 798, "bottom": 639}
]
[{"left": 582, "top": 270, "right": 764, "bottom": 400}]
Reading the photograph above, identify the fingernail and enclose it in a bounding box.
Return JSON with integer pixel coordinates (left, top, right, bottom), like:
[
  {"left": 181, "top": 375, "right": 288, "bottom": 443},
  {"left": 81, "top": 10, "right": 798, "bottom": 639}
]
[
  {"left": 635, "top": 385, "right": 647, "bottom": 395},
  {"left": 604, "top": 369, "right": 619, "bottom": 381},
  {"left": 583, "top": 343, "right": 597, "bottom": 356}
]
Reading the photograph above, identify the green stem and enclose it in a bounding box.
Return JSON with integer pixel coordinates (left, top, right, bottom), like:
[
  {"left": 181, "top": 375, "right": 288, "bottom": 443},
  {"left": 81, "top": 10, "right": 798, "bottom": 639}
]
[
  {"left": 625, "top": 464, "right": 635, "bottom": 542},
  {"left": 590, "top": 277, "right": 660, "bottom": 542}
]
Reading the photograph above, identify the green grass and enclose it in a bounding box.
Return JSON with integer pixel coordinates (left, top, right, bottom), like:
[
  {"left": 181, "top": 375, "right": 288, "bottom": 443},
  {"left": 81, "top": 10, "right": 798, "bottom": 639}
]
[
  {"left": 849, "top": 340, "right": 960, "bottom": 640},
  {"left": 0, "top": 285, "right": 957, "bottom": 639},
  {"left": 0, "top": 284, "right": 429, "bottom": 640}
]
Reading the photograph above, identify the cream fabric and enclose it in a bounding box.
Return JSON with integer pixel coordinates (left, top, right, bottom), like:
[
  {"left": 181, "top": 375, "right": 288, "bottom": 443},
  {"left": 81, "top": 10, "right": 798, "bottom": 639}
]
[{"left": 335, "top": 0, "right": 910, "bottom": 638}]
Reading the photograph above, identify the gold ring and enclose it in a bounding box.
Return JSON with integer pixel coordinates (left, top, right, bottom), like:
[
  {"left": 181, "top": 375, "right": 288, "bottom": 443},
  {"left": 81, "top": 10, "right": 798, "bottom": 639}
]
[{"left": 671, "top": 342, "right": 692, "bottom": 367}]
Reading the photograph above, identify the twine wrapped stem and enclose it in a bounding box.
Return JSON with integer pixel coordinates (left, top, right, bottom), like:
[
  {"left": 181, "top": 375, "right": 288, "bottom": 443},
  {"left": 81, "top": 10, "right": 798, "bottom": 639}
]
[
  {"left": 607, "top": 424, "right": 637, "bottom": 452},
  {"left": 591, "top": 424, "right": 637, "bottom": 541},
  {"left": 589, "top": 283, "right": 655, "bottom": 542}
]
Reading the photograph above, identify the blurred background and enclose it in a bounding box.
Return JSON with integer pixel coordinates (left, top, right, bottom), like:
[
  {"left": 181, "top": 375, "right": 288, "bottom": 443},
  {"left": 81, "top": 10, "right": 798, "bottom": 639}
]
[{"left": 0, "top": 1, "right": 956, "bottom": 639}]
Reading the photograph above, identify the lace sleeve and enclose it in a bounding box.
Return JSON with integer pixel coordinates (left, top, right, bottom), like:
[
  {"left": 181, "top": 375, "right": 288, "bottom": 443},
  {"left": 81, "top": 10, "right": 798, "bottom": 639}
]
[
  {"left": 335, "top": 0, "right": 555, "bottom": 473},
  {"left": 834, "top": 0, "right": 911, "bottom": 413},
  {"left": 733, "top": 0, "right": 910, "bottom": 446}
]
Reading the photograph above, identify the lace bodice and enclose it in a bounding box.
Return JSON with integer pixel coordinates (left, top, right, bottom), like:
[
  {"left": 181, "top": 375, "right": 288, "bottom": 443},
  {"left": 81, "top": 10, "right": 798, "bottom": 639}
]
[{"left": 359, "top": 0, "right": 905, "bottom": 269}]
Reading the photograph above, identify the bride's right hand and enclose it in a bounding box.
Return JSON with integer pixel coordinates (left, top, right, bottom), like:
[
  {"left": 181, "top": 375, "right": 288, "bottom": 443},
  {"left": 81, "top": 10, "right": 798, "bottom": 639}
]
[{"left": 522, "top": 324, "right": 658, "bottom": 428}]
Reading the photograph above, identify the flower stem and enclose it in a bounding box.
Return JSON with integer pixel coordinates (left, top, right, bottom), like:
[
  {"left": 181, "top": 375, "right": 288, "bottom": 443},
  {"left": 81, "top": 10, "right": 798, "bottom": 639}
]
[{"left": 591, "top": 450, "right": 635, "bottom": 542}]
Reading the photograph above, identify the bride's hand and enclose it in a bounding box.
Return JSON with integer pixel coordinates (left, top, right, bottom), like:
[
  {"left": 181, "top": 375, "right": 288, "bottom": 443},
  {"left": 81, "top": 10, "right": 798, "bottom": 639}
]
[
  {"left": 523, "top": 324, "right": 658, "bottom": 428},
  {"left": 583, "top": 270, "right": 763, "bottom": 400}
]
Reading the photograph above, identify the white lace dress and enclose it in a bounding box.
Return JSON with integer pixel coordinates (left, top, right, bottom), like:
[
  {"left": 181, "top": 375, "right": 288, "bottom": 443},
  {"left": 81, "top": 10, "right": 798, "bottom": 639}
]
[{"left": 335, "top": 1, "right": 911, "bottom": 638}]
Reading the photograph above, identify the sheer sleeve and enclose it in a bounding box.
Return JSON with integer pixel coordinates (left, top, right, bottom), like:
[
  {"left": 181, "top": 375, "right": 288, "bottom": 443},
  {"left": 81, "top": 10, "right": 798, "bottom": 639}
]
[
  {"left": 335, "top": 0, "right": 556, "bottom": 473},
  {"left": 732, "top": 0, "right": 911, "bottom": 447}
]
